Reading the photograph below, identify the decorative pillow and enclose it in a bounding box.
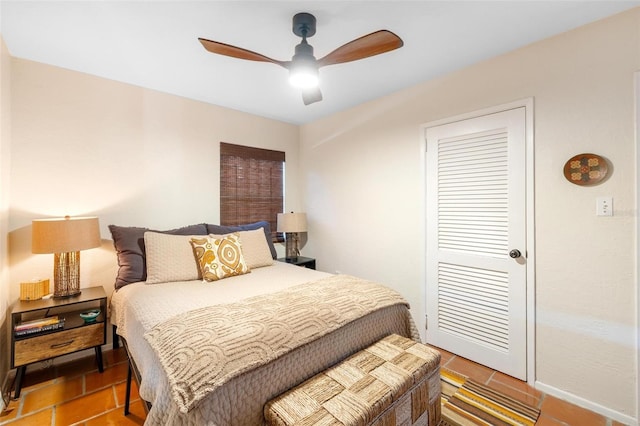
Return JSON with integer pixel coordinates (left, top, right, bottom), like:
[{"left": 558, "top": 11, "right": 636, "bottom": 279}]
[
  {"left": 144, "top": 232, "right": 203, "bottom": 284},
  {"left": 109, "top": 223, "right": 208, "bottom": 289},
  {"left": 206, "top": 221, "right": 277, "bottom": 259},
  {"left": 190, "top": 234, "right": 250, "bottom": 281},
  {"left": 210, "top": 228, "right": 274, "bottom": 269}
]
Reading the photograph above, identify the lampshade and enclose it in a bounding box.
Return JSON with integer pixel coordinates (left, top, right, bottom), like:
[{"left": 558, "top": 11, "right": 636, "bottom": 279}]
[
  {"left": 277, "top": 212, "right": 307, "bottom": 233},
  {"left": 32, "top": 216, "right": 101, "bottom": 254},
  {"left": 32, "top": 216, "right": 101, "bottom": 298}
]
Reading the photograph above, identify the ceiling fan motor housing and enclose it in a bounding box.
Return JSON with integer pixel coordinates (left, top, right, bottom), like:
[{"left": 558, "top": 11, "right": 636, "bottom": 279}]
[
  {"left": 293, "top": 39, "right": 315, "bottom": 60},
  {"left": 290, "top": 12, "right": 318, "bottom": 84},
  {"left": 289, "top": 39, "right": 319, "bottom": 89}
]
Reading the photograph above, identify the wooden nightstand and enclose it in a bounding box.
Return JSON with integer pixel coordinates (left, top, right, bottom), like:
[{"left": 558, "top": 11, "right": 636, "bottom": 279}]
[
  {"left": 278, "top": 256, "right": 316, "bottom": 270},
  {"left": 10, "top": 286, "right": 107, "bottom": 398}
]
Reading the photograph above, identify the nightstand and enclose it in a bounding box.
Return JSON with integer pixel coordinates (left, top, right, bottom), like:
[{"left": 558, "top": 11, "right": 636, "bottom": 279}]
[
  {"left": 10, "top": 286, "right": 107, "bottom": 398},
  {"left": 278, "top": 256, "right": 316, "bottom": 270}
]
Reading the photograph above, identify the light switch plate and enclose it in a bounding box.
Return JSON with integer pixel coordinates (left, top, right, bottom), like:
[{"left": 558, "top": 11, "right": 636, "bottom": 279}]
[{"left": 596, "top": 196, "right": 613, "bottom": 216}]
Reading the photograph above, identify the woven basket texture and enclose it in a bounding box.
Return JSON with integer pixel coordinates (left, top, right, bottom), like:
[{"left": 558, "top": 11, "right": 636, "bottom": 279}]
[{"left": 265, "top": 334, "right": 441, "bottom": 426}]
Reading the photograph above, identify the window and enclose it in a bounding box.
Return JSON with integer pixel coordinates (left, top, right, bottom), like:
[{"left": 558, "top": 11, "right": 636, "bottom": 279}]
[{"left": 220, "top": 142, "right": 284, "bottom": 241}]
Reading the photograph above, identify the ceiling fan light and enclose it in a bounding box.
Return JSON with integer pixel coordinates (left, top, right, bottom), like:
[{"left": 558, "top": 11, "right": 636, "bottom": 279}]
[
  {"left": 289, "top": 61, "right": 319, "bottom": 89},
  {"left": 289, "top": 70, "right": 319, "bottom": 89}
]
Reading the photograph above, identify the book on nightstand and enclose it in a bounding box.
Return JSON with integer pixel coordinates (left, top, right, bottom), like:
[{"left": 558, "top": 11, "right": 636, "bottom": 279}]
[{"left": 14, "top": 316, "right": 65, "bottom": 337}]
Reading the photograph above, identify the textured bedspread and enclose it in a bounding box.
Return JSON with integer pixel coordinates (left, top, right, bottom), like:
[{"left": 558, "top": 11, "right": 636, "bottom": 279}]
[
  {"left": 145, "top": 275, "right": 411, "bottom": 414},
  {"left": 111, "top": 263, "right": 419, "bottom": 425}
]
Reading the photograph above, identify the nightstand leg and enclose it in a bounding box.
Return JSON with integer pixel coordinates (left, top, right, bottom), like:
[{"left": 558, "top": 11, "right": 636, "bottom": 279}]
[
  {"left": 95, "top": 346, "right": 104, "bottom": 373},
  {"left": 14, "top": 366, "right": 26, "bottom": 399}
]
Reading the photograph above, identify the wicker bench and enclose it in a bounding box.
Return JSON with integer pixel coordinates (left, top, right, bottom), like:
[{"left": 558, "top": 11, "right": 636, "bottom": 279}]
[{"left": 264, "top": 334, "right": 441, "bottom": 426}]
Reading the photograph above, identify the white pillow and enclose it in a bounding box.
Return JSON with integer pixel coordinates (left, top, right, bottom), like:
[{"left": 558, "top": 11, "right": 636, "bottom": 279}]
[
  {"left": 237, "top": 228, "right": 274, "bottom": 268},
  {"left": 144, "top": 232, "right": 201, "bottom": 284},
  {"left": 210, "top": 228, "right": 274, "bottom": 269}
]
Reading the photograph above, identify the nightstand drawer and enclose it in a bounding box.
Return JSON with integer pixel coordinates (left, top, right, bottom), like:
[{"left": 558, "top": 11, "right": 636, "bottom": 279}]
[{"left": 14, "top": 323, "right": 104, "bottom": 366}]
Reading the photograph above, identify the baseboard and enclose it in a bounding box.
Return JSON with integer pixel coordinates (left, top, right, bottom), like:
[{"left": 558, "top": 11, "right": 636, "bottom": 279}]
[{"left": 535, "top": 380, "right": 638, "bottom": 426}]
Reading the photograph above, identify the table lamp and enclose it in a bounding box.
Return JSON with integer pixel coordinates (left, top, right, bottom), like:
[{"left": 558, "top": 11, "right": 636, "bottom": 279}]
[
  {"left": 32, "top": 216, "right": 101, "bottom": 298},
  {"left": 277, "top": 212, "right": 307, "bottom": 260}
]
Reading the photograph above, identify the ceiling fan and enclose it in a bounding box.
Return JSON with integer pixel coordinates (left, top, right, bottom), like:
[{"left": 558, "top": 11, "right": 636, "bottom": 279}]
[{"left": 198, "top": 12, "right": 403, "bottom": 105}]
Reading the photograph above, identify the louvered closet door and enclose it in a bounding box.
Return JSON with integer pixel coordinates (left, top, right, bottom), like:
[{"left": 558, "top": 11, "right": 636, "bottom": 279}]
[{"left": 425, "top": 107, "right": 526, "bottom": 380}]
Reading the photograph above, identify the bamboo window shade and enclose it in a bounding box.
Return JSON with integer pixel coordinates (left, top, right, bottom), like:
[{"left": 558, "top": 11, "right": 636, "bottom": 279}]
[{"left": 220, "top": 142, "right": 285, "bottom": 241}]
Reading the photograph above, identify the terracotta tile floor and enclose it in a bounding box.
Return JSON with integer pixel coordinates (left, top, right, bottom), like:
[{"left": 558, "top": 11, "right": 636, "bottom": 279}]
[
  {"left": 0, "top": 347, "right": 146, "bottom": 426},
  {"left": 0, "top": 345, "right": 627, "bottom": 425},
  {"left": 432, "top": 345, "right": 627, "bottom": 426}
]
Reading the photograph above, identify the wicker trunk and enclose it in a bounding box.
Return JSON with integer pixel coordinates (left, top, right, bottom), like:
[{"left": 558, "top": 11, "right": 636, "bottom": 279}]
[{"left": 265, "top": 334, "right": 441, "bottom": 426}]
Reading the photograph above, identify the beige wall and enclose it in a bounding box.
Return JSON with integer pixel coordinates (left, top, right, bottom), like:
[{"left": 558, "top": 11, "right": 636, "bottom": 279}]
[
  {"left": 0, "top": 35, "right": 12, "bottom": 407},
  {"left": 300, "top": 8, "right": 639, "bottom": 422},
  {"left": 7, "top": 58, "right": 300, "bottom": 310}
]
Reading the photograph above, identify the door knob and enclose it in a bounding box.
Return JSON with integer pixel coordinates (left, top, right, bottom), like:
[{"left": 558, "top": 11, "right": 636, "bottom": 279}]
[{"left": 509, "top": 249, "right": 522, "bottom": 259}]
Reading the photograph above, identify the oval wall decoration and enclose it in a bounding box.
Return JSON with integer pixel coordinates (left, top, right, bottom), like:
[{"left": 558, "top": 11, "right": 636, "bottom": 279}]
[{"left": 563, "top": 153, "right": 608, "bottom": 186}]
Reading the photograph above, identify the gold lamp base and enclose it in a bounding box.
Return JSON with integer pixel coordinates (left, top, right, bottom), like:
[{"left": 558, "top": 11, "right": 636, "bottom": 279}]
[{"left": 53, "top": 251, "right": 82, "bottom": 298}]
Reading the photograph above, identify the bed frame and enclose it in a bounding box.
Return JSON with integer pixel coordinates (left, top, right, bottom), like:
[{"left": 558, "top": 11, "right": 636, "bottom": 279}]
[{"left": 120, "top": 334, "right": 152, "bottom": 415}]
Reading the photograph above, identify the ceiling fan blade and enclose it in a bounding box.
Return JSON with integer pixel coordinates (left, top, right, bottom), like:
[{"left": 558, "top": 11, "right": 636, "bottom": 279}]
[
  {"left": 317, "top": 30, "right": 403, "bottom": 68},
  {"left": 198, "top": 38, "right": 288, "bottom": 68},
  {"left": 302, "top": 87, "right": 323, "bottom": 105}
]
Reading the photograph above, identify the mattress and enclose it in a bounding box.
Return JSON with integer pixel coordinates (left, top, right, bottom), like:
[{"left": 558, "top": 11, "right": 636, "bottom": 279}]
[{"left": 111, "top": 262, "right": 419, "bottom": 425}]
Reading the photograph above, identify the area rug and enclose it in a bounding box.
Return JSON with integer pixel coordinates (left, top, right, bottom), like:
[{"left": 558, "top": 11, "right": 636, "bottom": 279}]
[{"left": 440, "top": 369, "right": 540, "bottom": 426}]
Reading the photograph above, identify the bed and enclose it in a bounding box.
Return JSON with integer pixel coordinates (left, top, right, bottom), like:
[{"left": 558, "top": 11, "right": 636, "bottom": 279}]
[{"left": 109, "top": 221, "right": 419, "bottom": 425}]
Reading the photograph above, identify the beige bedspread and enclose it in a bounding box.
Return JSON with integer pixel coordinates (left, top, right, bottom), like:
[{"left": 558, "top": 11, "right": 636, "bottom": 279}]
[
  {"left": 145, "top": 275, "right": 412, "bottom": 414},
  {"left": 111, "top": 262, "right": 419, "bottom": 425}
]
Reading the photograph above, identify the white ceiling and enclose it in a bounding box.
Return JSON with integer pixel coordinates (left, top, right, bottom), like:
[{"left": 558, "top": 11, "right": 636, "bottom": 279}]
[{"left": 1, "top": 1, "right": 638, "bottom": 124}]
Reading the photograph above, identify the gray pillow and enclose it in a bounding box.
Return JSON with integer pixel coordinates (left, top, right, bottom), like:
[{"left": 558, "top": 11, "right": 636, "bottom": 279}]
[
  {"left": 109, "top": 223, "right": 208, "bottom": 289},
  {"left": 206, "top": 221, "right": 276, "bottom": 259}
]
